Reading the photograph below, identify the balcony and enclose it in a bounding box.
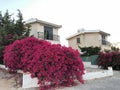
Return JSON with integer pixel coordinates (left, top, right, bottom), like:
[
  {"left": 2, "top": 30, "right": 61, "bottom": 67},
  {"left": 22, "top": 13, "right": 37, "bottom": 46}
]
[
  {"left": 37, "top": 32, "right": 60, "bottom": 41},
  {"left": 102, "top": 39, "right": 111, "bottom": 46}
]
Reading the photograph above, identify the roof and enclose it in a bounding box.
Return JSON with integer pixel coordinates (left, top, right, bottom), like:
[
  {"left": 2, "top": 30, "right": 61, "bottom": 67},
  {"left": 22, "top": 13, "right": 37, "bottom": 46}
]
[
  {"left": 25, "top": 18, "right": 62, "bottom": 28},
  {"left": 66, "top": 30, "right": 110, "bottom": 40}
]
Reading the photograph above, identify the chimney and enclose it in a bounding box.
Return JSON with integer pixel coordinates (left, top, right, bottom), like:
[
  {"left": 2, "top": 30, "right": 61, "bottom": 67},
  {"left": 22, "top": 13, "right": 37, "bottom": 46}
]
[{"left": 77, "top": 28, "right": 85, "bottom": 33}]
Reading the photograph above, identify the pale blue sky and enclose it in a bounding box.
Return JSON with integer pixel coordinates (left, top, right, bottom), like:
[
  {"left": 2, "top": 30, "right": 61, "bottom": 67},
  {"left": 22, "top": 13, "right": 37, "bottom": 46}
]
[{"left": 0, "top": 0, "right": 120, "bottom": 46}]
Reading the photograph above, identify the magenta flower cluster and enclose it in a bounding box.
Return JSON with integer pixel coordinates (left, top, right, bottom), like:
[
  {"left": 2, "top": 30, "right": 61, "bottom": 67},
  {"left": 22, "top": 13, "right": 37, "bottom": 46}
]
[
  {"left": 3, "top": 37, "right": 84, "bottom": 90},
  {"left": 98, "top": 52, "right": 120, "bottom": 69}
]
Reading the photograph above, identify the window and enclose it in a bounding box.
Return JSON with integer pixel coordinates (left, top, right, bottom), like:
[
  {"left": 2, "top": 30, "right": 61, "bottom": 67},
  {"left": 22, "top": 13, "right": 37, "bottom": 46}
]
[
  {"left": 44, "top": 26, "right": 53, "bottom": 40},
  {"left": 101, "top": 35, "right": 106, "bottom": 45},
  {"left": 102, "top": 35, "right": 105, "bottom": 40},
  {"left": 37, "top": 32, "right": 40, "bottom": 38},
  {"left": 102, "top": 39, "right": 106, "bottom": 45},
  {"left": 77, "top": 38, "right": 80, "bottom": 43}
]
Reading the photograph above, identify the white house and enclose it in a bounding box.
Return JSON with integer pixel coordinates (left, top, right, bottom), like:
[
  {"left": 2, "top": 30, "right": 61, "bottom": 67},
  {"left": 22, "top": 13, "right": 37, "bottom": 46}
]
[
  {"left": 66, "top": 29, "right": 111, "bottom": 51},
  {"left": 25, "top": 18, "right": 62, "bottom": 44}
]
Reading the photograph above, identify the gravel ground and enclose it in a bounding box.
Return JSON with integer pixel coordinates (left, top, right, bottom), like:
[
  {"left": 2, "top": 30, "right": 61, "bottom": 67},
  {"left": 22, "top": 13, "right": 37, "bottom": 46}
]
[{"left": 0, "top": 68, "right": 120, "bottom": 90}]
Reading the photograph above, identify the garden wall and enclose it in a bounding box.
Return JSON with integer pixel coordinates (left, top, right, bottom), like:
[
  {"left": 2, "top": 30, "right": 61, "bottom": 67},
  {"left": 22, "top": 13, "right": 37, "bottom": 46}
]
[{"left": 0, "top": 65, "right": 113, "bottom": 89}]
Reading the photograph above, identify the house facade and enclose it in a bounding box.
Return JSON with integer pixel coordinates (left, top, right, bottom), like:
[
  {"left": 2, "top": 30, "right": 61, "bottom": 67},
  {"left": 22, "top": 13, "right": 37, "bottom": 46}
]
[
  {"left": 25, "top": 18, "right": 62, "bottom": 44},
  {"left": 66, "top": 29, "right": 111, "bottom": 51}
]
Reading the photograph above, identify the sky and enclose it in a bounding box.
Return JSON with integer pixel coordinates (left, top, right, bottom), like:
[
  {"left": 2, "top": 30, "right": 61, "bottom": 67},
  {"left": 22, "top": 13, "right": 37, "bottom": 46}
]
[{"left": 0, "top": 0, "right": 120, "bottom": 46}]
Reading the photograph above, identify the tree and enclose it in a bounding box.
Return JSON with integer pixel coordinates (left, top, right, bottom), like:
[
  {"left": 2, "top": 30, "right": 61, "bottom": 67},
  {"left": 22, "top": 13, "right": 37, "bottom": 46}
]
[
  {"left": 111, "top": 46, "right": 119, "bottom": 52},
  {"left": 0, "top": 10, "right": 30, "bottom": 64}
]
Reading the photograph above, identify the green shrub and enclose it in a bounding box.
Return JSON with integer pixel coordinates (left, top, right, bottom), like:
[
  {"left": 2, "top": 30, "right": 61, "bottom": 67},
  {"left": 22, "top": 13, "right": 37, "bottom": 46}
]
[{"left": 79, "top": 46, "right": 101, "bottom": 56}]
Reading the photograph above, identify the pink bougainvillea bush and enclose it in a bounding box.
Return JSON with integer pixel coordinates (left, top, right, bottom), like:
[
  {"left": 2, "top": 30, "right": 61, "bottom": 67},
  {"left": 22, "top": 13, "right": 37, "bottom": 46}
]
[
  {"left": 3, "top": 37, "right": 85, "bottom": 90},
  {"left": 97, "top": 52, "right": 120, "bottom": 70}
]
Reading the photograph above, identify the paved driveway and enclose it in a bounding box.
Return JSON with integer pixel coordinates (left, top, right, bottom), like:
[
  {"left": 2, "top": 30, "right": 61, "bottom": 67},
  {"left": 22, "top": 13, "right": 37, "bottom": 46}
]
[{"left": 67, "top": 71, "right": 120, "bottom": 90}]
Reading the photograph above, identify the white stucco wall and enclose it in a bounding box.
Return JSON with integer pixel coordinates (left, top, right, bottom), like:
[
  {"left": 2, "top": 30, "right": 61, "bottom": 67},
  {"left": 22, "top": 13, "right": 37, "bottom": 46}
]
[
  {"left": 30, "top": 23, "right": 59, "bottom": 36},
  {"left": 68, "top": 33, "right": 101, "bottom": 51},
  {"left": 29, "top": 23, "right": 60, "bottom": 44},
  {"left": 53, "top": 28, "right": 58, "bottom": 35},
  {"left": 68, "top": 37, "right": 80, "bottom": 51},
  {"left": 84, "top": 33, "right": 101, "bottom": 47},
  {"left": 29, "top": 23, "right": 44, "bottom": 38}
]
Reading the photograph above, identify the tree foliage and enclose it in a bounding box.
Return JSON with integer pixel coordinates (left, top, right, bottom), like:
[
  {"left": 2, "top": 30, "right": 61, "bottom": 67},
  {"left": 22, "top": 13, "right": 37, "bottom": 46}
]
[
  {"left": 111, "top": 46, "right": 119, "bottom": 52},
  {"left": 0, "top": 10, "right": 30, "bottom": 64},
  {"left": 79, "top": 46, "right": 101, "bottom": 56}
]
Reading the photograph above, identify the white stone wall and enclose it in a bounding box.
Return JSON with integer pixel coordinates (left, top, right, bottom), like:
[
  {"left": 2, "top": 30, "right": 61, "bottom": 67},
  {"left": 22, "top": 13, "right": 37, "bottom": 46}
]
[
  {"left": 22, "top": 67, "right": 113, "bottom": 89},
  {"left": 0, "top": 65, "right": 113, "bottom": 89},
  {"left": 83, "top": 67, "right": 113, "bottom": 80},
  {"left": 22, "top": 73, "right": 39, "bottom": 88}
]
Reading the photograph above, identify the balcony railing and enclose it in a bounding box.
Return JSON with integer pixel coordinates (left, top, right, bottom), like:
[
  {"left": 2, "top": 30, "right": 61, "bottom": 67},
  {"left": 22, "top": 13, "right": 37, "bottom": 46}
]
[
  {"left": 37, "top": 32, "right": 60, "bottom": 41},
  {"left": 102, "top": 39, "right": 111, "bottom": 46}
]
